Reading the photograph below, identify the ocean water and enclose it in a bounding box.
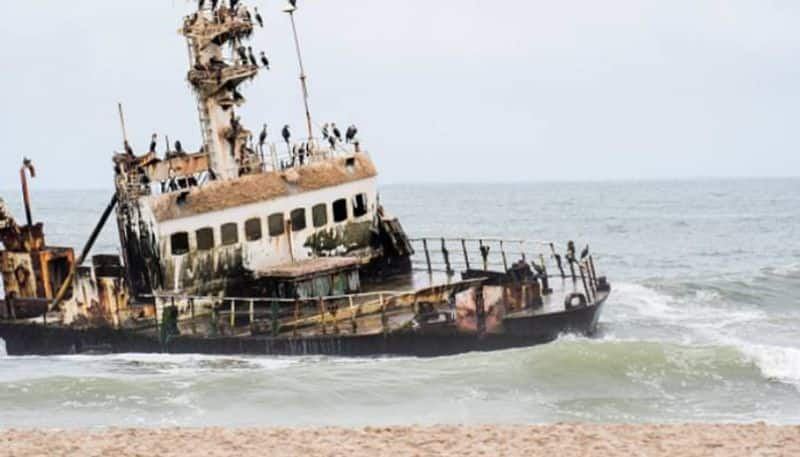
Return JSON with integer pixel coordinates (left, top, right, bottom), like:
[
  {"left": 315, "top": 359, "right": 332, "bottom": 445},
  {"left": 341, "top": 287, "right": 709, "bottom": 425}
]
[{"left": 0, "top": 179, "right": 799, "bottom": 427}]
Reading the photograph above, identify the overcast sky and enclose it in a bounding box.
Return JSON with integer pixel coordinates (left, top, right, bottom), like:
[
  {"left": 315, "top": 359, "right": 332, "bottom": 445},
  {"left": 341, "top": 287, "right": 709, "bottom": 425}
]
[{"left": 1, "top": 0, "right": 799, "bottom": 189}]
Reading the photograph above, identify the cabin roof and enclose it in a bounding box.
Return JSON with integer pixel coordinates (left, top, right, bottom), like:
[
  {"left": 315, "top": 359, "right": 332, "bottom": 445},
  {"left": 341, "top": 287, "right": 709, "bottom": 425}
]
[
  {"left": 259, "top": 256, "right": 360, "bottom": 279},
  {"left": 148, "top": 153, "right": 377, "bottom": 222}
]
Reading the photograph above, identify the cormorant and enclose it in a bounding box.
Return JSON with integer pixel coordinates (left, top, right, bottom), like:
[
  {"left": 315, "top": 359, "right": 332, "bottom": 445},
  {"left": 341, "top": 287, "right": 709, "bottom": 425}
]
[
  {"left": 149, "top": 134, "right": 157, "bottom": 153},
  {"left": 259, "top": 51, "right": 270, "bottom": 69},
  {"left": 174, "top": 140, "right": 184, "bottom": 155},
  {"left": 211, "top": 0, "right": 218, "bottom": 10},
  {"left": 345, "top": 124, "right": 358, "bottom": 143},
  {"left": 328, "top": 135, "right": 336, "bottom": 150},
  {"left": 124, "top": 140, "right": 134, "bottom": 156},
  {"left": 230, "top": 0, "right": 239, "bottom": 10},
  {"left": 332, "top": 123, "right": 342, "bottom": 142},
  {"left": 247, "top": 47, "right": 257, "bottom": 67},
  {"left": 254, "top": 7, "right": 264, "bottom": 27},
  {"left": 198, "top": 0, "right": 205, "bottom": 11},
  {"left": 580, "top": 245, "right": 590, "bottom": 260},
  {"left": 282, "top": 125, "right": 291, "bottom": 144},
  {"left": 259, "top": 124, "right": 268, "bottom": 148},
  {"left": 322, "top": 123, "right": 330, "bottom": 140},
  {"left": 236, "top": 46, "right": 247, "bottom": 63}
]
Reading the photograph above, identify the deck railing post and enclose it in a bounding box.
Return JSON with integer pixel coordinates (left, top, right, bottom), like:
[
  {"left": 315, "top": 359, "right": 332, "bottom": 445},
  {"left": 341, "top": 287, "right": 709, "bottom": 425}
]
[
  {"left": 461, "top": 239, "right": 470, "bottom": 270},
  {"left": 422, "top": 239, "right": 432, "bottom": 274},
  {"left": 579, "top": 264, "right": 592, "bottom": 303},
  {"left": 479, "top": 240, "right": 489, "bottom": 271},
  {"left": 475, "top": 286, "right": 486, "bottom": 336},
  {"left": 271, "top": 301, "right": 280, "bottom": 337},
  {"left": 588, "top": 256, "right": 598, "bottom": 290},
  {"left": 293, "top": 299, "right": 300, "bottom": 337},
  {"left": 189, "top": 297, "right": 196, "bottom": 335},
  {"left": 500, "top": 240, "right": 508, "bottom": 272},
  {"left": 441, "top": 238, "right": 453, "bottom": 275},
  {"left": 379, "top": 293, "right": 388, "bottom": 335},
  {"left": 349, "top": 295, "right": 357, "bottom": 334},
  {"left": 249, "top": 300, "right": 255, "bottom": 327},
  {"left": 318, "top": 297, "right": 327, "bottom": 335},
  {"left": 229, "top": 299, "right": 236, "bottom": 330}
]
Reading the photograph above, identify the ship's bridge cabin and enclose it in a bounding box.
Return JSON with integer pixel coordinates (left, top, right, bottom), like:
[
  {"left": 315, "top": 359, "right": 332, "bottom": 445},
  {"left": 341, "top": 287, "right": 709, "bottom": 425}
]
[{"left": 114, "top": 146, "right": 412, "bottom": 300}]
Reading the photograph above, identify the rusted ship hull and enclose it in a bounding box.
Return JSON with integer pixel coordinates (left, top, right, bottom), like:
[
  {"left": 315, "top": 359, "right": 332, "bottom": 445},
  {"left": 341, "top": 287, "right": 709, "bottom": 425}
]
[{"left": 0, "top": 296, "right": 605, "bottom": 357}]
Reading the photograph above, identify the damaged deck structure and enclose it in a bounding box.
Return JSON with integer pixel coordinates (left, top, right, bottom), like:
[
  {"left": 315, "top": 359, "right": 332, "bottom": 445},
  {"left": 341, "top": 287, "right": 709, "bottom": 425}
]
[{"left": 0, "top": 1, "right": 610, "bottom": 357}]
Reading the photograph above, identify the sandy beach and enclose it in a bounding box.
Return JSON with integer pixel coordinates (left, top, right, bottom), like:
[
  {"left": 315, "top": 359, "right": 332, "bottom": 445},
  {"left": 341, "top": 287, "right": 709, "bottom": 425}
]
[{"left": 2, "top": 424, "right": 799, "bottom": 457}]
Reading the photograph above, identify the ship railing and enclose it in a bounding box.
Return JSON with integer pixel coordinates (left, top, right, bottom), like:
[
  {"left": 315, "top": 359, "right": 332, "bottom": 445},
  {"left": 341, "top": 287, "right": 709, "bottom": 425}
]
[
  {"left": 408, "top": 236, "right": 603, "bottom": 302},
  {"left": 146, "top": 289, "right": 409, "bottom": 337},
  {"left": 256, "top": 140, "right": 365, "bottom": 174}
]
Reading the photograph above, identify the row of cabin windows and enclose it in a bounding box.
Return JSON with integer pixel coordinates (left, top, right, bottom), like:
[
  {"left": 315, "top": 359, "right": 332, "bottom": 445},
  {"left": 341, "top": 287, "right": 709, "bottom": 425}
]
[{"left": 170, "top": 193, "right": 370, "bottom": 256}]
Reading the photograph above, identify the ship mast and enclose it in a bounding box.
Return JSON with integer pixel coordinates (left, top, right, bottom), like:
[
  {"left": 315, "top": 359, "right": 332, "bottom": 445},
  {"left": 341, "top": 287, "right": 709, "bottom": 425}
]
[
  {"left": 285, "top": 3, "right": 314, "bottom": 140},
  {"left": 181, "top": 4, "right": 260, "bottom": 180}
]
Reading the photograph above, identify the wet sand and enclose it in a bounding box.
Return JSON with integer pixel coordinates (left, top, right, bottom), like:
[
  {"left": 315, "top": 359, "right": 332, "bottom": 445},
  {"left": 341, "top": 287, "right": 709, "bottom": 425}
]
[{"left": 2, "top": 424, "right": 799, "bottom": 456}]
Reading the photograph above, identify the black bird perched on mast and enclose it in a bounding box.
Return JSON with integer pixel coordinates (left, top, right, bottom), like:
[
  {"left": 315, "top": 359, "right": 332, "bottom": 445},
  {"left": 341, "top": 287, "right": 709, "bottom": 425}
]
[
  {"left": 149, "top": 133, "right": 157, "bottom": 154},
  {"left": 247, "top": 46, "right": 258, "bottom": 67},
  {"left": 345, "top": 124, "right": 358, "bottom": 144},
  {"left": 236, "top": 45, "right": 247, "bottom": 63},
  {"left": 211, "top": 0, "right": 218, "bottom": 10},
  {"left": 282, "top": 125, "right": 291, "bottom": 144},
  {"left": 124, "top": 140, "right": 134, "bottom": 156},
  {"left": 259, "top": 51, "right": 270, "bottom": 70},
  {"left": 254, "top": 7, "right": 264, "bottom": 27}
]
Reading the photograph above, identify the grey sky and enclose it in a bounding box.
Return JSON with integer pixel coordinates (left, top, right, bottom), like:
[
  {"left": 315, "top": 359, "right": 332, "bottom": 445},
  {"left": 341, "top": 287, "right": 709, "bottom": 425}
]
[{"left": 1, "top": 0, "right": 799, "bottom": 189}]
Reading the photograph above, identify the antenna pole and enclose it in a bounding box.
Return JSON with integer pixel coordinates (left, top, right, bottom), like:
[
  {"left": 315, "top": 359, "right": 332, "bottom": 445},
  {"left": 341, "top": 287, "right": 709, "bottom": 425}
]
[
  {"left": 288, "top": 9, "right": 314, "bottom": 140},
  {"left": 117, "top": 102, "right": 129, "bottom": 145}
]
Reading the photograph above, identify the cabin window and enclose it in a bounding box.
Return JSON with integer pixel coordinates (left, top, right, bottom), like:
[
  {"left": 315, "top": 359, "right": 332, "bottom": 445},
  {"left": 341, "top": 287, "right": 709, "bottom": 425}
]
[
  {"left": 268, "top": 213, "right": 284, "bottom": 237},
  {"left": 312, "top": 204, "right": 328, "bottom": 228},
  {"left": 353, "top": 193, "right": 368, "bottom": 217},
  {"left": 196, "top": 227, "right": 214, "bottom": 251},
  {"left": 291, "top": 208, "right": 307, "bottom": 232},
  {"left": 333, "top": 198, "right": 348, "bottom": 223},
  {"left": 245, "top": 218, "right": 263, "bottom": 241},
  {"left": 171, "top": 232, "right": 189, "bottom": 255},
  {"left": 221, "top": 223, "right": 239, "bottom": 245}
]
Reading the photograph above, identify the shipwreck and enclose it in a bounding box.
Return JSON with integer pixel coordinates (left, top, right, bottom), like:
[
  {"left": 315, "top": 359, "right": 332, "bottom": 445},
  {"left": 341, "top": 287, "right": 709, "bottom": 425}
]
[{"left": 0, "top": 1, "right": 610, "bottom": 357}]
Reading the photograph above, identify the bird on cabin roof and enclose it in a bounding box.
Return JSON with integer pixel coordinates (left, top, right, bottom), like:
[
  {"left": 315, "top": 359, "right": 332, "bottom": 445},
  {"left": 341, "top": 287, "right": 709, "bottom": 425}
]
[
  {"left": 282, "top": 125, "right": 291, "bottom": 144},
  {"left": 259, "top": 124, "right": 268, "bottom": 146},
  {"left": 247, "top": 47, "right": 258, "bottom": 67},
  {"left": 260, "top": 51, "right": 270, "bottom": 70},
  {"left": 254, "top": 7, "right": 264, "bottom": 27},
  {"left": 322, "top": 123, "right": 330, "bottom": 140},
  {"left": 332, "top": 123, "right": 342, "bottom": 143},
  {"left": 174, "top": 140, "right": 184, "bottom": 155},
  {"left": 149, "top": 134, "right": 157, "bottom": 153},
  {"left": 345, "top": 124, "right": 358, "bottom": 144}
]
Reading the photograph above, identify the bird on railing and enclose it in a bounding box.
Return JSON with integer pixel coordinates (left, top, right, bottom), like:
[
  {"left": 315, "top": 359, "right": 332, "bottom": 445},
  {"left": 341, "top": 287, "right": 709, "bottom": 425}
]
[
  {"left": 260, "top": 51, "right": 270, "bottom": 70},
  {"left": 345, "top": 124, "right": 358, "bottom": 144},
  {"left": 259, "top": 124, "right": 268, "bottom": 150},
  {"left": 332, "top": 123, "right": 342, "bottom": 143},
  {"left": 322, "top": 123, "right": 330, "bottom": 140},
  {"left": 580, "top": 245, "right": 590, "bottom": 260},
  {"left": 254, "top": 7, "right": 264, "bottom": 27},
  {"left": 282, "top": 125, "right": 291, "bottom": 145},
  {"left": 149, "top": 133, "right": 158, "bottom": 154}
]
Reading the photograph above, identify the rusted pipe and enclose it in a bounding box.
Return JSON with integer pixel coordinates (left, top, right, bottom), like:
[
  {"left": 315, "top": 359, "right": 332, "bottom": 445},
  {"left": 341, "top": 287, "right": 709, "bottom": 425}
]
[{"left": 19, "top": 158, "right": 36, "bottom": 228}]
